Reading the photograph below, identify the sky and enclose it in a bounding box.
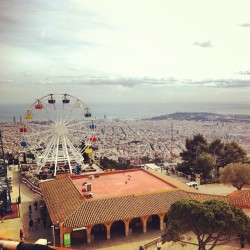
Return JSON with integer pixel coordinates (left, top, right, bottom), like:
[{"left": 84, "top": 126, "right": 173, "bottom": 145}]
[{"left": 1, "top": 0, "right": 250, "bottom": 105}]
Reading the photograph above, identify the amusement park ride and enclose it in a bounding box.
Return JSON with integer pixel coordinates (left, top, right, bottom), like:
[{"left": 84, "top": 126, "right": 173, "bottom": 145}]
[
  {"left": 0, "top": 130, "right": 12, "bottom": 213},
  {"left": 19, "top": 94, "right": 97, "bottom": 176}
]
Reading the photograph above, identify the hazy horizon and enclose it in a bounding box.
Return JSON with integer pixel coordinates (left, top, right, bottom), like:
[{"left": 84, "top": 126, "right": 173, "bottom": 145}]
[{"left": 2, "top": 101, "right": 250, "bottom": 122}]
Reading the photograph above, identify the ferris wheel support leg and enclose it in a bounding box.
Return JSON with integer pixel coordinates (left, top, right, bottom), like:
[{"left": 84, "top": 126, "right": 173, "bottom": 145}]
[
  {"left": 37, "top": 135, "right": 56, "bottom": 174},
  {"left": 63, "top": 137, "right": 72, "bottom": 174},
  {"left": 53, "top": 136, "right": 60, "bottom": 176},
  {"left": 65, "top": 136, "right": 85, "bottom": 171}
]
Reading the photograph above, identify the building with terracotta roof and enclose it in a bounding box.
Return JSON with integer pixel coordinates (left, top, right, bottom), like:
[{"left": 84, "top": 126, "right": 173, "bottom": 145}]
[
  {"left": 39, "top": 169, "right": 250, "bottom": 248},
  {"left": 228, "top": 190, "right": 250, "bottom": 210}
]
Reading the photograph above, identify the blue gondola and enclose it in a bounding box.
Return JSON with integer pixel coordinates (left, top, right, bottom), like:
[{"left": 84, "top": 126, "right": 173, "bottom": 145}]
[
  {"left": 89, "top": 124, "right": 96, "bottom": 130},
  {"left": 20, "top": 141, "right": 27, "bottom": 147}
]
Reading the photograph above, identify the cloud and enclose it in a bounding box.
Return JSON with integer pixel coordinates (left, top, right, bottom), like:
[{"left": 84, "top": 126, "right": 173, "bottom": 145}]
[
  {"left": 0, "top": 79, "right": 15, "bottom": 83},
  {"left": 54, "top": 76, "right": 250, "bottom": 89},
  {"left": 184, "top": 79, "right": 250, "bottom": 88},
  {"left": 193, "top": 40, "right": 213, "bottom": 48},
  {"left": 0, "top": 0, "right": 110, "bottom": 50},
  {"left": 237, "top": 71, "right": 250, "bottom": 75},
  {"left": 7, "top": 74, "right": 250, "bottom": 89},
  {"left": 35, "top": 76, "right": 179, "bottom": 87},
  {"left": 240, "top": 23, "right": 250, "bottom": 27}
]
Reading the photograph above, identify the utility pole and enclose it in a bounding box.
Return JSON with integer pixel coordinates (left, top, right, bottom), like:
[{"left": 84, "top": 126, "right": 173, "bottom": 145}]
[
  {"left": 170, "top": 122, "right": 173, "bottom": 163},
  {"left": 0, "top": 130, "right": 4, "bottom": 159},
  {"left": 18, "top": 163, "right": 21, "bottom": 204}
]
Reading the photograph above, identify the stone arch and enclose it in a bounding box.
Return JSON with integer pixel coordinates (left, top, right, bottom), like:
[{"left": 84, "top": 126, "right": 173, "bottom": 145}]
[
  {"left": 91, "top": 223, "right": 107, "bottom": 242},
  {"left": 147, "top": 214, "right": 160, "bottom": 230},
  {"left": 70, "top": 229, "right": 87, "bottom": 246},
  {"left": 110, "top": 220, "right": 126, "bottom": 238},
  {"left": 129, "top": 217, "right": 143, "bottom": 233}
]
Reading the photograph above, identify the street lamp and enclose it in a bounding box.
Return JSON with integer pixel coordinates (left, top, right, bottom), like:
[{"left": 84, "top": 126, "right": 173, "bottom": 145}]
[
  {"left": 51, "top": 221, "right": 59, "bottom": 246},
  {"left": 18, "top": 163, "right": 21, "bottom": 204},
  {"left": 51, "top": 225, "right": 55, "bottom": 246}
]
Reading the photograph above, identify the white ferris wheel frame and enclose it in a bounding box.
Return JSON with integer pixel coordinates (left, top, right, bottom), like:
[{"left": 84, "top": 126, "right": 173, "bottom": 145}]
[{"left": 20, "top": 93, "right": 96, "bottom": 176}]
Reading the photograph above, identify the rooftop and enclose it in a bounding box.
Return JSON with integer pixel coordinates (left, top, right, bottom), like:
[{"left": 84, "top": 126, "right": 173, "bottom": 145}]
[{"left": 70, "top": 169, "right": 176, "bottom": 199}]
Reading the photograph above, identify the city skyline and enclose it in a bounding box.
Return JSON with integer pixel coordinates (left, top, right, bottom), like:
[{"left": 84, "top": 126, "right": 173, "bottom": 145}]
[{"left": 1, "top": 0, "right": 250, "bottom": 105}]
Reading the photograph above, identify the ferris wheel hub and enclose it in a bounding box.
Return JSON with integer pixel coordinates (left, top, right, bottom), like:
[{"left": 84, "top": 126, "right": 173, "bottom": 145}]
[{"left": 52, "top": 122, "right": 69, "bottom": 136}]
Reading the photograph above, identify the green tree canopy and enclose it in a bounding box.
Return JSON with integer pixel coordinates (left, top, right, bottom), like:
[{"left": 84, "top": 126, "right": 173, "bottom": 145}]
[
  {"left": 178, "top": 135, "right": 247, "bottom": 181},
  {"left": 222, "top": 141, "right": 247, "bottom": 165},
  {"left": 180, "top": 134, "right": 208, "bottom": 166},
  {"left": 219, "top": 163, "right": 250, "bottom": 190},
  {"left": 163, "top": 199, "right": 250, "bottom": 250},
  {"left": 178, "top": 134, "right": 208, "bottom": 175},
  {"left": 193, "top": 153, "right": 214, "bottom": 179}
]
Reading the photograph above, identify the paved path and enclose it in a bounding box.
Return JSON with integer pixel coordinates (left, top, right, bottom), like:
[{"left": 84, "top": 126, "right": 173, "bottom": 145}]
[{"left": 0, "top": 168, "right": 52, "bottom": 243}]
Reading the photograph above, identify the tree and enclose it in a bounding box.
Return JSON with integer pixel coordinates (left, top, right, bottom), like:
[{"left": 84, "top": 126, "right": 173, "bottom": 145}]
[
  {"left": 178, "top": 135, "right": 247, "bottom": 181},
  {"left": 163, "top": 199, "right": 250, "bottom": 250},
  {"left": 208, "top": 139, "right": 225, "bottom": 178},
  {"left": 222, "top": 141, "right": 247, "bottom": 166},
  {"left": 193, "top": 153, "right": 214, "bottom": 180},
  {"left": 178, "top": 134, "right": 208, "bottom": 174},
  {"left": 219, "top": 163, "right": 250, "bottom": 190}
]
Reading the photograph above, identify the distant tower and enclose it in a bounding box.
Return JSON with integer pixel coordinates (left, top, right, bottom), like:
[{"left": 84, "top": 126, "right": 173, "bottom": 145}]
[
  {"left": 104, "top": 114, "right": 107, "bottom": 119},
  {"left": 0, "top": 130, "right": 4, "bottom": 159},
  {"left": 170, "top": 122, "right": 174, "bottom": 163},
  {"left": 13, "top": 116, "right": 16, "bottom": 123}
]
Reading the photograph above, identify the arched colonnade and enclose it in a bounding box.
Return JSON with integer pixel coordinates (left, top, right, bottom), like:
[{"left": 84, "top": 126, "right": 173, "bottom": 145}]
[{"left": 60, "top": 212, "right": 168, "bottom": 246}]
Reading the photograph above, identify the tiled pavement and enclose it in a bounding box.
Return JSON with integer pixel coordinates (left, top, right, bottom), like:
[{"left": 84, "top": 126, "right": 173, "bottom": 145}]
[{"left": 0, "top": 168, "right": 247, "bottom": 249}]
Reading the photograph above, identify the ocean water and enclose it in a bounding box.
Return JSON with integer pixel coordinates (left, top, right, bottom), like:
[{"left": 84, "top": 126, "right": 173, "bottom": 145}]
[{"left": 1, "top": 102, "right": 250, "bottom": 122}]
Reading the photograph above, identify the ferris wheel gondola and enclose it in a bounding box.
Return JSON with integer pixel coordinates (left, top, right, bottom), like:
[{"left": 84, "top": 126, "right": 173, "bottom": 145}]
[{"left": 19, "top": 93, "right": 97, "bottom": 176}]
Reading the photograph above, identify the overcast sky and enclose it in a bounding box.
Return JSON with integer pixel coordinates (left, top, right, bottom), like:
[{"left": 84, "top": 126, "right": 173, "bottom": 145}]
[{"left": 1, "top": 0, "right": 250, "bottom": 105}]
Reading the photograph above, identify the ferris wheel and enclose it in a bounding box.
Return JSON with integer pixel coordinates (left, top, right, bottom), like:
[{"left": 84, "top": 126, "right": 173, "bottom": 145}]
[{"left": 19, "top": 93, "right": 97, "bottom": 176}]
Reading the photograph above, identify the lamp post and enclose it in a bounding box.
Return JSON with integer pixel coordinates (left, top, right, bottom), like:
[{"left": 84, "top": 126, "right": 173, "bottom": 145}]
[
  {"left": 51, "top": 225, "right": 55, "bottom": 246},
  {"left": 18, "top": 163, "right": 21, "bottom": 204},
  {"left": 51, "top": 221, "right": 59, "bottom": 246}
]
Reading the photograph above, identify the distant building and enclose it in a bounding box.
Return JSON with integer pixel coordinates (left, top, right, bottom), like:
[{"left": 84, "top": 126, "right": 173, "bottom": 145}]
[{"left": 141, "top": 163, "right": 162, "bottom": 172}]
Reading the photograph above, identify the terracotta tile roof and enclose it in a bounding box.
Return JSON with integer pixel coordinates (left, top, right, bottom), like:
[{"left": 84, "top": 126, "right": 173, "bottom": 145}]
[
  {"left": 228, "top": 190, "right": 250, "bottom": 209},
  {"left": 146, "top": 170, "right": 199, "bottom": 192},
  {"left": 39, "top": 177, "right": 83, "bottom": 224},
  {"left": 63, "top": 189, "right": 190, "bottom": 228},
  {"left": 188, "top": 192, "right": 229, "bottom": 202}
]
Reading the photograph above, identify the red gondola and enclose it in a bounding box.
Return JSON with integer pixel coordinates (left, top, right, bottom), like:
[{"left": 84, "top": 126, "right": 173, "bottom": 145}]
[
  {"left": 20, "top": 127, "right": 27, "bottom": 133},
  {"left": 35, "top": 101, "right": 43, "bottom": 109},
  {"left": 90, "top": 137, "right": 97, "bottom": 142}
]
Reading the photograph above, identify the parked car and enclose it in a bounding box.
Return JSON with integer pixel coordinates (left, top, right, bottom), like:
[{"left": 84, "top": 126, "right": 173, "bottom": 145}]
[{"left": 186, "top": 181, "right": 199, "bottom": 190}]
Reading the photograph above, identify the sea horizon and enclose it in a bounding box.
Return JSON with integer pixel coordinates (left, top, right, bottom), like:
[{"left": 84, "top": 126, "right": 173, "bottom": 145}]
[{"left": 1, "top": 102, "right": 250, "bottom": 122}]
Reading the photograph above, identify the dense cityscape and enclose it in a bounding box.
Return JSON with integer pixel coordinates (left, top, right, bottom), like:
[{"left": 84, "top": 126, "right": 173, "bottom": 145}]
[{"left": 2, "top": 112, "right": 250, "bottom": 167}]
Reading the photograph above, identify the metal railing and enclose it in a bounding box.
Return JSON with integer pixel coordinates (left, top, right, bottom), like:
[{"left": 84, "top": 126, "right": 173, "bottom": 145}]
[{"left": 139, "top": 236, "right": 162, "bottom": 250}]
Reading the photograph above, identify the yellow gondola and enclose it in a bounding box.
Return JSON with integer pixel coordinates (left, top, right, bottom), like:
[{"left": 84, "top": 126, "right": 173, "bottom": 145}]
[
  {"left": 85, "top": 148, "right": 93, "bottom": 154},
  {"left": 25, "top": 110, "right": 33, "bottom": 119}
]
